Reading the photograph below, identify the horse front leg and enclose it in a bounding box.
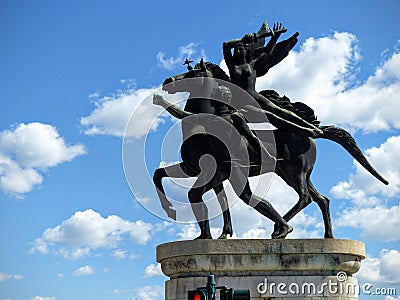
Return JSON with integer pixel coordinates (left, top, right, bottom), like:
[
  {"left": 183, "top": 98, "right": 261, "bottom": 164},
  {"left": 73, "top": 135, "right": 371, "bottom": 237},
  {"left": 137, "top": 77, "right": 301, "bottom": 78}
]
[
  {"left": 153, "top": 162, "right": 196, "bottom": 220},
  {"left": 213, "top": 183, "right": 233, "bottom": 239}
]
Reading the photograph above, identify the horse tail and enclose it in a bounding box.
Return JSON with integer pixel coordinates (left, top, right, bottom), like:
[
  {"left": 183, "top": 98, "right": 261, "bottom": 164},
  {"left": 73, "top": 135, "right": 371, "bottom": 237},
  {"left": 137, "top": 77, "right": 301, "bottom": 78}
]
[{"left": 319, "top": 125, "right": 389, "bottom": 185}]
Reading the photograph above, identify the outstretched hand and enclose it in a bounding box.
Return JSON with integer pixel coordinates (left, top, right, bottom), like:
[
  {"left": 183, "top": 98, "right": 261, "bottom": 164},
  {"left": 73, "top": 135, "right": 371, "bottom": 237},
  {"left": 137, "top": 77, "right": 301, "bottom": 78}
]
[
  {"left": 153, "top": 94, "right": 164, "bottom": 106},
  {"left": 271, "top": 22, "right": 286, "bottom": 36}
]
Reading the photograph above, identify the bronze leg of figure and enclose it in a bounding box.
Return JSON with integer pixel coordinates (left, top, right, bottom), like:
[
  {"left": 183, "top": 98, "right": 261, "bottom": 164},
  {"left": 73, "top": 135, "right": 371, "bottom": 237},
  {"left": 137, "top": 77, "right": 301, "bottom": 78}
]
[
  {"left": 229, "top": 166, "right": 293, "bottom": 239},
  {"left": 188, "top": 172, "right": 226, "bottom": 239}
]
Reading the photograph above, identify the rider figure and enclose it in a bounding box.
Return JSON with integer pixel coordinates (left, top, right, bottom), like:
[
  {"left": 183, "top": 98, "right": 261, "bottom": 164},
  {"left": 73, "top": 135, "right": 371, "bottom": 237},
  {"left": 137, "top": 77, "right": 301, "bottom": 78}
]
[
  {"left": 209, "top": 85, "right": 277, "bottom": 168},
  {"left": 223, "top": 22, "right": 324, "bottom": 138}
]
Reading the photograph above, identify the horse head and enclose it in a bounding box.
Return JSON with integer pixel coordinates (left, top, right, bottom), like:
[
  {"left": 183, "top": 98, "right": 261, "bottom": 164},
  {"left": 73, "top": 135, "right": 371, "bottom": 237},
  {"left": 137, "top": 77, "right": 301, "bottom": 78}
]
[{"left": 162, "top": 59, "right": 215, "bottom": 96}]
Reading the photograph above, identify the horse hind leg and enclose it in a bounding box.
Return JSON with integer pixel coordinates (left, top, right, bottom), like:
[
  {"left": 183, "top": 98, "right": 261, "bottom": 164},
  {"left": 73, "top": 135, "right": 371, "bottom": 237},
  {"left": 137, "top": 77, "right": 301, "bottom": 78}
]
[
  {"left": 153, "top": 162, "right": 197, "bottom": 220},
  {"left": 213, "top": 183, "right": 233, "bottom": 239},
  {"left": 272, "top": 168, "right": 312, "bottom": 238},
  {"left": 308, "top": 181, "right": 333, "bottom": 238}
]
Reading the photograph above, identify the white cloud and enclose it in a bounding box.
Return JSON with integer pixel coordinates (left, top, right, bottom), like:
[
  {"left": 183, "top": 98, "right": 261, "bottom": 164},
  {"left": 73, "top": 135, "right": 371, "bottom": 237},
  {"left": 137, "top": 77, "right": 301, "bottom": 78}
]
[
  {"left": 30, "top": 297, "right": 56, "bottom": 300},
  {"left": 133, "top": 285, "right": 164, "bottom": 300},
  {"left": 0, "top": 272, "right": 24, "bottom": 282},
  {"left": 176, "top": 223, "right": 199, "bottom": 240},
  {"left": 254, "top": 33, "right": 400, "bottom": 133},
  {"left": 157, "top": 42, "right": 206, "bottom": 70},
  {"left": 81, "top": 87, "right": 163, "bottom": 138},
  {"left": 332, "top": 135, "right": 399, "bottom": 241},
  {"left": 256, "top": 32, "right": 360, "bottom": 102},
  {"left": 357, "top": 249, "right": 400, "bottom": 284},
  {"left": 112, "top": 249, "right": 127, "bottom": 259},
  {"left": 332, "top": 135, "right": 399, "bottom": 202},
  {"left": 80, "top": 85, "right": 189, "bottom": 139},
  {"left": 0, "top": 153, "right": 43, "bottom": 195},
  {"left": 113, "top": 288, "right": 133, "bottom": 295},
  {"left": 143, "top": 263, "right": 163, "bottom": 278},
  {"left": 0, "top": 122, "right": 86, "bottom": 196},
  {"left": 73, "top": 265, "right": 95, "bottom": 277},
  {"left": 56, "top": 247, "right": 91, "bottom": 260},
  {"left": 336, "top": 204, "right": 400, "bottom": 242},
  {"left": 30, "top": 209, "right": 153, "bottom": 259},
  {"left": 0, "top": 122, "right": 85, "bottom": 168},
  {"left": 110, "top": 250, "right": 139, "bottom": 260}
]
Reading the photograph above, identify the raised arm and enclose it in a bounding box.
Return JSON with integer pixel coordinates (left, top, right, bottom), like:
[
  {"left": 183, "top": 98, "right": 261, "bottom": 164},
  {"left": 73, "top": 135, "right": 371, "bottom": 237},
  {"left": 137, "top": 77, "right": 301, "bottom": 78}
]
[
  {"left": 223, "top": 33, "right": 256, "bottom": 69},
  {"left": 222, "top": 39, "right": 239, "bottom": 72},
  {"left": 153, "top": 94, "right": 192, "bottom": 120},
  {"left": 263, "top": 23, "right": 285, "bottom": 56},
  {"left": 241, "top": 103, "right": 322, "bottom": 138}
]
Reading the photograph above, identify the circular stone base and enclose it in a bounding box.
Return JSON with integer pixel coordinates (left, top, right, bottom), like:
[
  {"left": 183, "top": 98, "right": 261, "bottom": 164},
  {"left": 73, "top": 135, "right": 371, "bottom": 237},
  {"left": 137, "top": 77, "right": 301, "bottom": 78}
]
[{"left": 157, "top": 239, "right": 365, "bottom": 299}]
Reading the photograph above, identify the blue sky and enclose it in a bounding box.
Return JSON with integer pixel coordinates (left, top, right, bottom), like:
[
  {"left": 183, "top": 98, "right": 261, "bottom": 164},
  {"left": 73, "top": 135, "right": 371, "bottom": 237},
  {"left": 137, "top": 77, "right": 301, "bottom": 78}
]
[{"left": 1, "top": 1, "right": 399, "bottom": 299}]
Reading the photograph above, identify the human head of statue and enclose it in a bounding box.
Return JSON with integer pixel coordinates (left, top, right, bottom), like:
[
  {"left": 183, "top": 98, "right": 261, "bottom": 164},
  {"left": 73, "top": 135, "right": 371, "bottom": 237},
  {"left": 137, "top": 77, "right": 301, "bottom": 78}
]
[{"left": 233, "top": 43, "right": 252, "bottom": 64}]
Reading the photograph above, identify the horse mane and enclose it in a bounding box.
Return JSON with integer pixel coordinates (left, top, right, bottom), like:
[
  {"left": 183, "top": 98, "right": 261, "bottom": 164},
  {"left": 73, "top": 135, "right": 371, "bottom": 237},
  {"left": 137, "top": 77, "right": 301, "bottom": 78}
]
[{"left": 194, "top": 61, "right": 230, "bottom": 82}]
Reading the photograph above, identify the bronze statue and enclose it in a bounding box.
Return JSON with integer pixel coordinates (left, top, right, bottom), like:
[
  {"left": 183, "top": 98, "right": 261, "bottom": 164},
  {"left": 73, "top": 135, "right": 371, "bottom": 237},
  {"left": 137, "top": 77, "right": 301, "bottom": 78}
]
[{"left": 152, "top": 22, "right": 389, "bottom": 239}]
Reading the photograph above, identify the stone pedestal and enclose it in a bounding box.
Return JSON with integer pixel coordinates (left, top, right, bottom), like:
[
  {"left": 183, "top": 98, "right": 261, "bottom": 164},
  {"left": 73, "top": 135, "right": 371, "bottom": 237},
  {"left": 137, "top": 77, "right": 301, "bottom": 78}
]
[{"left": 156, "top": 239, "right": 365, "bottom": 300}]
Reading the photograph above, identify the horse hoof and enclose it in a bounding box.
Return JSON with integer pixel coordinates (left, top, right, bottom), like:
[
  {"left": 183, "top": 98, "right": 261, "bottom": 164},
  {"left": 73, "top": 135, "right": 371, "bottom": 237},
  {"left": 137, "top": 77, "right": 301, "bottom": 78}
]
[
  {"left": 272, "top": 224, "right": 293, "bottom": 239},
  {"left": 271, "top": 224, "right": 280, "bottom": 238},
  {"left": 218, "top": 233, "right": 228, "bottom": 239}
]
